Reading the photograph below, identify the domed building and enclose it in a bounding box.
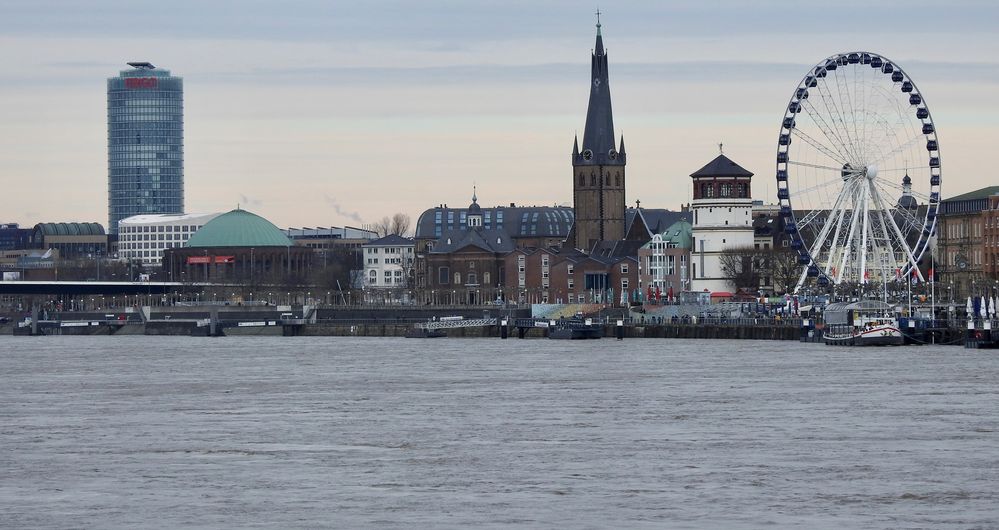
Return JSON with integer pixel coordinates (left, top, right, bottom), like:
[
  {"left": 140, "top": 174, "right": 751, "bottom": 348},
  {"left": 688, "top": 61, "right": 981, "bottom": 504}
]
[{"left": 162, "top": 208, "right": 313, "bottom": 282}]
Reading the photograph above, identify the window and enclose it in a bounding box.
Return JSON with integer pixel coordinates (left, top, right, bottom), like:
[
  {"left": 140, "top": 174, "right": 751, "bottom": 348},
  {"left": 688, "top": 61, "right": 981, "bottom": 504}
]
[
  {"left": 621, "top": 263, "right": 629, "bottom": 274},
  {"left": 621, "top": 278, "right": 629, "bottom": 289},
  {"left": 454, "top": 272, "right": 461, "bottom": 285},
  {"left": 439, "top": 267, "right": 450, "bottom": 284},
  {"left": 567, "top": 264, "right": 574, "bottom": 275},
  {"left": 568, "top": 278, "right": 574, "bottom": 289},
  {"left": 720, "top": 183, "right": 731, "bottom": 197},
  {"left": 483, "top": 272, "right": 491, "bottom": 285}
]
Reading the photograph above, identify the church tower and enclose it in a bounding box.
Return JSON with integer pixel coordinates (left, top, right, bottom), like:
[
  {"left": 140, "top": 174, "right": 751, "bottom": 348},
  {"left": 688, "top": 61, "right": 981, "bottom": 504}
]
[{"left": 570, "top": 13, "right": 626, "bottom": 252}]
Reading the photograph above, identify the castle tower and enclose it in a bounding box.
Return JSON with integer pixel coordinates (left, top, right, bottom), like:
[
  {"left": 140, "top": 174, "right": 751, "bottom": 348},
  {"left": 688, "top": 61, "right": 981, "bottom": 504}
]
[
  {"left": 688, "top": 149, "right": 755, "bottom": 293},
  {"left": 570, "top": 14, "right": 626, "bottom": 252}
]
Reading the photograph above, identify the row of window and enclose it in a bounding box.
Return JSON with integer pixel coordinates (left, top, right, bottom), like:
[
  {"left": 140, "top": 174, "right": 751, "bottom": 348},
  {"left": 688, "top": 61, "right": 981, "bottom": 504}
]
[
  {"left": 120, "top": 224, "right": 202, "bottom": 233},
  {"left": 121, "top": 242, "right": 179, "bottom": 250},
  {"left": 368, "top": 276, "right": 406, "bottom": 285},
  {"left": 700, "top": 182, "right": 750, "bottom": 198},
  {"left": 436, "top": 267, "right": 493, "bottom": 286},
  {"left": 943, "top": 220, "right": 982, "bottom": 239},
  {"left": 121, "top": 233, "right": 190, "bottom": 242},
  {"left": 365, "top": 247, "right": 412, "bottom": 254},
  {"left": 109, "top": 160, "right": 182, "bottom": 168}
]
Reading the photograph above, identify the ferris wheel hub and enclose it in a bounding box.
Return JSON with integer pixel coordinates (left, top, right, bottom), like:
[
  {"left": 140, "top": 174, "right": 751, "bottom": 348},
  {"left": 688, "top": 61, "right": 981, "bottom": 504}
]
[{"left": 865, "top": 165, "right": 878, "bottom": 180}]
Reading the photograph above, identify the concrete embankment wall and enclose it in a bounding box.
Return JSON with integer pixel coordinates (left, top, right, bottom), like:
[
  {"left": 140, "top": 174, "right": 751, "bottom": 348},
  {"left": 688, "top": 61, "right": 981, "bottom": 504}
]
[
  {"left": 298, "top": 324, "right": 500, "bottom": 338},
  {"left": 623, "top": 324, "right": 799, "bottom": 341},
  {"left": 5, "top": 321, "right": 800, "bottom": 339}
]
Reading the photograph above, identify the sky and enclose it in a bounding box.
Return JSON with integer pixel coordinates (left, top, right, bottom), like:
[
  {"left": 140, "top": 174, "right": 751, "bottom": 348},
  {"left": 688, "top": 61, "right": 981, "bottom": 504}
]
[{"left": 1, "top": 0, "right": 998, "bottom": 230}]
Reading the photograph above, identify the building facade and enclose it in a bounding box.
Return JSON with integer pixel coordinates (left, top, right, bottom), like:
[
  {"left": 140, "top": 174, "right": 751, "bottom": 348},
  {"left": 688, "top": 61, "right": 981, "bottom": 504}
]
[
  {"left": 163, "top": 208, "right": 313, "bottom": 283},
  {"left": 412, "top": 195, "right": 574, "bottom": 296},
  {"left": 118, "top": 212, "right": 221, "bottom": 267},
  {"left": 362, "top": 234, "right": 415, "bottom": 303},
  {"left": 0, "top": 223, "right": 32, "bottom": 251},
  {"left": 638, "top": 220, "right": 693, "bottom": 300},
  {"left": 570, "top": 19, "right": 626, "bottom": 252},
  {"left": 107, "top": 62, "right": 184, "bottom": 234},
  {"left": 688, "top": 153, "right": 755, "bottom": 293},
  {"left": 937, "top": 186, "right": 999, "bottom": 299},
  {"left": 31, "top": 222, "right": 108, "bottom": 259}
]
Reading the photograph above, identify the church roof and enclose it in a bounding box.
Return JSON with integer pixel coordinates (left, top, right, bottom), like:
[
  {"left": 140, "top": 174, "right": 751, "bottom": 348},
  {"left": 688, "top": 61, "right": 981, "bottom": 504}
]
[
  {"left": 625, "top": 208, "right": 686, "bottom": 235},
  {"left": 430, "top": 227, "right": 515, "bottom": 254},
  {"left": 415, "top": 205, "right": 573, "bottom": 240},
  {"left": 576, "top": 19, "right": 622, "bottom": 166},
  {"left": 690, "top": 154, "right": 754, "bottom": 178}
]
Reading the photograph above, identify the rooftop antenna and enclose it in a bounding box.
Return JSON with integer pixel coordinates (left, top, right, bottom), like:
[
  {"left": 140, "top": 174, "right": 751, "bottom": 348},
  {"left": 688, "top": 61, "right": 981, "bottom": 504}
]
[{"left": 719, "top": 142, "right": 724, "bottom": 155}]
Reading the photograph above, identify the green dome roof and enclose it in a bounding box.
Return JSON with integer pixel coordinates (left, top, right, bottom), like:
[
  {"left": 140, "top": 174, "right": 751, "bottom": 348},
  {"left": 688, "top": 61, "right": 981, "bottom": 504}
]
[{"left": 186, "top": 208, "right": 292, "bottom": 248}]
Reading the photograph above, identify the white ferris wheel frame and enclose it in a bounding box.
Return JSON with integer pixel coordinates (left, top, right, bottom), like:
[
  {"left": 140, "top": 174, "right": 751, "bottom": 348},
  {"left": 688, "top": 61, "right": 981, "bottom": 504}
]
[{"left": 775, "top": 51, "right": 942, "bottom": 293}]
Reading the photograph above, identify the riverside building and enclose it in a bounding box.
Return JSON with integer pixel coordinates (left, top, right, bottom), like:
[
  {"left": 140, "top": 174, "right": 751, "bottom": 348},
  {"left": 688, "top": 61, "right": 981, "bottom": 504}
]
[
  {"left": 117, "top": 213, "right": 221, "bottom": 267},
  {"left": 107, "top": 62, "right": 184, "bottom": 234}
]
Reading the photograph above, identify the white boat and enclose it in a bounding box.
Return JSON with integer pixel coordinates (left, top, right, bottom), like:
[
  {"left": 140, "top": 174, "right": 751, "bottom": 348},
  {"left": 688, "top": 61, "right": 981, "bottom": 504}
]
[{"left": 822, "top": 300, "right": 904, "bottom": 346}]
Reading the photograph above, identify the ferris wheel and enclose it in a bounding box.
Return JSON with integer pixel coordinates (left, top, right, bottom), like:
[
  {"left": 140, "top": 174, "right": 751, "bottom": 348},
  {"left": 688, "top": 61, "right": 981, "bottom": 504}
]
[{"left": 776, "top": 52, "right": 941, "bottom": 292}]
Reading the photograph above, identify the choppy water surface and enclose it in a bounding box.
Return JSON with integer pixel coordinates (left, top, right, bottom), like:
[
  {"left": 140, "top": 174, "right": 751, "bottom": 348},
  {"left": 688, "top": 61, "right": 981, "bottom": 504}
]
[{"left": 1, "top": 337, "right": 997, "bottom": 528}]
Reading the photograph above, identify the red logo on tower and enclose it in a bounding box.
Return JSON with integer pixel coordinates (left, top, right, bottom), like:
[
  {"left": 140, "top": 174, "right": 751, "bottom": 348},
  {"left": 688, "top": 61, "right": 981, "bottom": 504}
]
[{"left": 125, "top": 77, "right": 158, "bottom": 89}]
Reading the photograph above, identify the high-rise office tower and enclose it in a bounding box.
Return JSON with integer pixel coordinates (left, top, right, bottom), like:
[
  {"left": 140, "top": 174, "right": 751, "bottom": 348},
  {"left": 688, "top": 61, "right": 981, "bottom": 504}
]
[{"left": 107, "top": 62, "right": 184, "bottom": 234}]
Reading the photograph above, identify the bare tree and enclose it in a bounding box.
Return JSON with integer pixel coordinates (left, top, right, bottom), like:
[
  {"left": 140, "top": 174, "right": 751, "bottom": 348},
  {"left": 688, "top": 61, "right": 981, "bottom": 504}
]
[
  {"left": 718, "top": 246, "right": 762, "bottom": 292},
  {"left": 373, "top": 213, "right": 412, "bottom": 237},
  {"left": 391, "top": 213, "right": 411, "bottom": 236},
  {"left": 768, "top": 247, "right": 801, "bottom": 295}
]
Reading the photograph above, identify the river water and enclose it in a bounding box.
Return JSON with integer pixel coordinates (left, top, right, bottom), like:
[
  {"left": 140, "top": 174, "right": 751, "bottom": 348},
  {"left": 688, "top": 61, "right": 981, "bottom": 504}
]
[{"left": 1, "top": 337, "right": 997, "bottom": 529}]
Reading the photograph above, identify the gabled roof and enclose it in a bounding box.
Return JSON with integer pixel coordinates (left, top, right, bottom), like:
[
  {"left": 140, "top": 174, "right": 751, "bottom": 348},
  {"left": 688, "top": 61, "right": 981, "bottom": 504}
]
[
  {"left": 690, "top": 154, "right": 754, "bottom": 178},
  {"left": 430, "top": 227, "right": 515, "bottom": 255},
  {"left": 625, "top": 208, "right": 686, "bottom": 235},
  {"left": 362, "top": 234, "right": 413, "bottom": 247},
  {"left": 945, "top": 186, "right": 999, "bottom": 202},
  {"left": 590, "top": 239, "right": 645, "bottom": 259},
  {"left": 643, "top": 220, "right": 693, "bottom": 249}
]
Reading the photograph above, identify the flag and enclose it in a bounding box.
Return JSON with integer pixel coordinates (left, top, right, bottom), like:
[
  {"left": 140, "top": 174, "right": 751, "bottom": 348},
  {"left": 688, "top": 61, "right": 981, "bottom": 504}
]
[
  {"left": 895, "top": 268, "right": 901, "bottom": 281},
  {"left": 928, "top": 267, "right": 934, "bottom": 282}
]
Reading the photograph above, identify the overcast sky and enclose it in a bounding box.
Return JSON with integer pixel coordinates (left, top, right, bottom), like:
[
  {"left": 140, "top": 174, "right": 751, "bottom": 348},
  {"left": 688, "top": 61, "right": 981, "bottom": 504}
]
[{"left": 1, "top": 0, "right": 997, "bottom": 229}]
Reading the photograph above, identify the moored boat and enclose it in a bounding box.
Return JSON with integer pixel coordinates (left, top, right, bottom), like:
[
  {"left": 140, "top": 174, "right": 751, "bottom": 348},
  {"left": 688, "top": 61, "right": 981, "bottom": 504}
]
[
  {"left": 822, "top": 300, "right": 904, "bottom": 346},
  {"left": 548, "top": 318, "right": 602, "bottom": 340}
]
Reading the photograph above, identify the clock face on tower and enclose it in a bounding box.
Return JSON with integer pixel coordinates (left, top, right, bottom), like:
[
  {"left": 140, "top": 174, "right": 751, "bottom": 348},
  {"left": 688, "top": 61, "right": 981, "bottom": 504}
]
[
  {"left": 608, "top": 149, "right": 617, "bottom": 160},
  {"left": 582, "top": 149, "right": 593, "bottom": 161}
]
